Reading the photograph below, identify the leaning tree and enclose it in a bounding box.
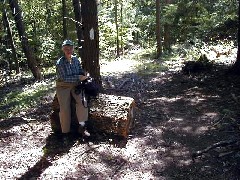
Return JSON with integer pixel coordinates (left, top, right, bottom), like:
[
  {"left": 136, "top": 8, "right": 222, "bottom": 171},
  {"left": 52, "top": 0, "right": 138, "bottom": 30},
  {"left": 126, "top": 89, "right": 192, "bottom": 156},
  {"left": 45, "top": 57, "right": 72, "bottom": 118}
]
[{"left": 8, "top": 0, "right": 42, "bottom": 80}]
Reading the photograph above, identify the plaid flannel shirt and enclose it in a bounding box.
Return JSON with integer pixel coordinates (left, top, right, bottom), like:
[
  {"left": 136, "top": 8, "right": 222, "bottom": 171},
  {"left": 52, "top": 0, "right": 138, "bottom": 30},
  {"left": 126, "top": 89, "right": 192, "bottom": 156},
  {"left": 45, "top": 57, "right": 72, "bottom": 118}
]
[{"left": 56, "top": 56, "right": 84, "bottom": 83}]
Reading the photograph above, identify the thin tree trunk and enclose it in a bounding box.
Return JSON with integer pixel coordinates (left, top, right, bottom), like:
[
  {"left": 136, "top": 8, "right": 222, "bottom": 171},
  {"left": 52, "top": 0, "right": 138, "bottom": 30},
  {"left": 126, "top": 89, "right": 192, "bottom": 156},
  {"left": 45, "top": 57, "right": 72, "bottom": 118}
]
[
  {"left": 2, "top": 16, "right": 12, "bottom": 74},
  {"left": 72, "top": 0, "right": 83, "bottom": 57},
  {"left": 2, "top": 9, "right": 19, "bottom": 74},
  {"left": 231, "top": 0, "right": 240, "bottom": 74},
  {"left": 8, "top": 0, "right": 42, "bottom": 80},
  {"left": 156, "top": 0, "right": 162, "bottom": 58},
  {"left": 114, "top": 0, "right": 120, "bottom": 57},
  {"left": 120, "top": 0, "right": 123, "bottom": 55},
  {"left": 2, "top": 35, "right": 11, "bottom": 74},
  {"left": 80, "top": 0, "right": 101, "bottom": 86},
  {"left": 62, "top": 0, "right": 68, "bottom": 39},
  {"left": 163, "top": 0, "right": 171, "bottom": 53},
  {"left": 45, "top": 1, "right": 51, "bottom": 36}
]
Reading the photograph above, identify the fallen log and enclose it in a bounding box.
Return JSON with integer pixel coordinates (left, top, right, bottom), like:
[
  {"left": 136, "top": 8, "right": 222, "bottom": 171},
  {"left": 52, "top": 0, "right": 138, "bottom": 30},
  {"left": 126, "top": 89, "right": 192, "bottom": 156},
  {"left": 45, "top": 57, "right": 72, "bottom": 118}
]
[
  {"left": 49, "top": 93, "right": 136, "bottom": 138},
  {"left": 191, "top": 139, "right": 239, "bottom": 161}
]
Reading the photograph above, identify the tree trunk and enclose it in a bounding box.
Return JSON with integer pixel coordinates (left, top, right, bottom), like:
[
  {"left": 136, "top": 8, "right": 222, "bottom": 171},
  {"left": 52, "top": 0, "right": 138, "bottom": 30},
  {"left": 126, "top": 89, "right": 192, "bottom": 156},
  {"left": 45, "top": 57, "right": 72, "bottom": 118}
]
[
  {"left": 45, "top": 1, "right": 51, "bottom": 36},
  {"left": 72, "top": 0, "right": 83, "bottom": 57},
  {"left": 120, "top": 0, "right": 123, "bottom": 55},
  {"left": 8, "top": 0, "right": 42, "bottom": 80},
  {"left": 163, "top": 0, "right": 171, "bottom": 53},
  {"left": 2, "top": 13, "right": 12, "bottom": 73},
  {"left": 62, "top": 0, "right": 68, "bottom": 39},
  {"left": 156, "top": 0, "right": 162, "bottom": 58},
  {"left": 80, "top": 0, "right": 101, "bottom": 86},
  {"left": 2, "top": 9, "right": 19, "bottom": 74},
  {"left": 114, "top": 0, "right": 120, "bottom": 57},
  {"left": 231, "top": 0, "right": 240, "bottom": 74}
]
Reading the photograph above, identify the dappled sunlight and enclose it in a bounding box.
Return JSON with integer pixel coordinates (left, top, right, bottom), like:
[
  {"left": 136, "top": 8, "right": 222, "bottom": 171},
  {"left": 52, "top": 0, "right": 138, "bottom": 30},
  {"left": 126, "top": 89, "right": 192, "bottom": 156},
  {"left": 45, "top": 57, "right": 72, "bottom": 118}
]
[
  {"left": 100, "top": 58, "right": 141, "bottom": 75},
  {"left": 202, "top": 43, "right": 237, "bottom": 65},
  {"left": 0, "top": 147, "right": 43, "bottom": 178},
  {"left": 140, "top": 126, "right": 193, "bottom": 169},
  {"left": 152, "top": 90, "right": 212, "bottom": 106},
  {"left": 1, "top": 44, "right": 240, "bottom": 179},
  {"left": 0, "top": 121, "right": 51, "bottom": 179},
  {"left": 169, "top": 124, "right": 210, "bottom": 135},
  {"left": 170, "top": 117, "right": 184, "bottom": 122},
  {"left": 194, "top": 126, "right": 210, "bottom": 134},
  {"left": 122, "top": 124, "right": 194, "bottom": 173},
  {"left": 22, "top": 80, "right": 55, "bottom": 93},
  {"left": 40, "top": 137, "right": 170, "bottom": 179},
  {"left": 144, "top": 125, "right": 164, "bottom": 136},
  {"left": 149, "top": 96, "right": 182, "bottom": 103},
  {"left": 162, "top": 58, "right": 185, "bottom": 72},
  {"left": 0, "top": 78, "right": 55, "bottom": 119},
  {"left": 184, "top": 87, "right": 220, "bottom": 98},
  {"left": 165, "top": 111, "right": 219, "bottom": 136},
  {"left": 149, "top": 72, "right": 174, "bottom": 81},
  {"left": 188, "top": 97, "right": 206, "bottom": 105},
  {"left": 200, "top": 112, "right": 219, "bottom": 122}
]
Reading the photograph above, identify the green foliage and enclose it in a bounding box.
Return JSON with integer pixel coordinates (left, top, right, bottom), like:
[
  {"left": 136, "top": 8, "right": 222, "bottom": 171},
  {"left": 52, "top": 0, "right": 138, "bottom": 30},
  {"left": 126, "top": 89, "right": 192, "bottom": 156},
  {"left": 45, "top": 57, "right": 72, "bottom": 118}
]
[
  {"left": 169, "top": 0, "right": 238, "bottom": 43},
  {"left": 0, "top": 0, "right": 238, "bottom": 66},
  {"left": 6, "top": 0, "right": 68, "bottom": 66},
  {"left": 98, "top": 6, "right": 117, "bottom": 58},
  {"left": 133, "top": 47, "right": 168, "bottom": 75},
  {"left": 38, "top": 37, "right": 57, "bottom": 66},
  {"left": 136, "top": 60, "right": 168, "bottom": 76},
  {"left": 0, "top": 81, "right": 55, "bottom": 119},
  {"left": 99, "top": 0, "right": 138, "bottom": 59},
  {"left": 134, "top": 1, "right": 156, "bottom": 47},
  {"left": 20, "top": 0, "right": 63, "bottom": 64},
  {"left": 0, "top": 68, "right": 55, "bottom": 119}
]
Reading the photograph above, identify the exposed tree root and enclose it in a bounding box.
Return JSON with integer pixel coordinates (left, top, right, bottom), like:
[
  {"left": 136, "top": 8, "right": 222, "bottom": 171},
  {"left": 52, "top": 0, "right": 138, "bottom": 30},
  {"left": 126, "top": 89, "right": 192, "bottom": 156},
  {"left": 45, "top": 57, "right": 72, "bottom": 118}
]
[{"left": 192, "top": 139, "right": 240, "bottom": 161}]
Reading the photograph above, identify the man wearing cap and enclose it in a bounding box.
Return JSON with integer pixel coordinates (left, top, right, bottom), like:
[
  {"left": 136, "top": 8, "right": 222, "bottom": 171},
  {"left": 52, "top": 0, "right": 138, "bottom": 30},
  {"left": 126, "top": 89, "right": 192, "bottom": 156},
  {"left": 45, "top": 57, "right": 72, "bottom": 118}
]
[{"left": 56, "top": 39, "right": 90, "bottom": 137}]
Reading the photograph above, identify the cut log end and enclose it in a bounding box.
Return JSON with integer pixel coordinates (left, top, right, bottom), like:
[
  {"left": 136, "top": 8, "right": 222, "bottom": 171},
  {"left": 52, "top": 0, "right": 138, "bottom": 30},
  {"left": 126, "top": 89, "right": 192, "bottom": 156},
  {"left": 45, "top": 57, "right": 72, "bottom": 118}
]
[{"left": 89, "top": 94, "right": 136, "bottom": 137}]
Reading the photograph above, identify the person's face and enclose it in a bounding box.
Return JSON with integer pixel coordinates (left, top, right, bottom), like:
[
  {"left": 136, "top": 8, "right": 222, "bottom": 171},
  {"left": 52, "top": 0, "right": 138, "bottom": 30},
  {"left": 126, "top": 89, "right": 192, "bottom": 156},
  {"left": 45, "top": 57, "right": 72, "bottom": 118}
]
[{"left": 62, "top": 45, "right": 74, "bottom": 58}]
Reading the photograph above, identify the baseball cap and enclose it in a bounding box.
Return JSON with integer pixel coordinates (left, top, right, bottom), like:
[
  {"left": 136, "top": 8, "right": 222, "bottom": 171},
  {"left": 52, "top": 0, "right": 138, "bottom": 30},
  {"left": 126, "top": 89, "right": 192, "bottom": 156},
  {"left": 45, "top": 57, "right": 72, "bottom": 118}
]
[{"left": 62, "top": 40, "right": 74, "bottom": 47}]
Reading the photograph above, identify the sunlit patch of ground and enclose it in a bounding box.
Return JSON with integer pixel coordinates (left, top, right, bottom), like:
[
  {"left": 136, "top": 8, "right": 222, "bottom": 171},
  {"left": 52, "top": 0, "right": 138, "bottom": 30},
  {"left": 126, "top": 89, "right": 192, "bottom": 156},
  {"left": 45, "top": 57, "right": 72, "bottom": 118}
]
[
  {"left": 0, "top": 120, "right": 51, "bottom": 179},
  {"left": 100, "top": 58, "right": 142, "bottom": 75}
]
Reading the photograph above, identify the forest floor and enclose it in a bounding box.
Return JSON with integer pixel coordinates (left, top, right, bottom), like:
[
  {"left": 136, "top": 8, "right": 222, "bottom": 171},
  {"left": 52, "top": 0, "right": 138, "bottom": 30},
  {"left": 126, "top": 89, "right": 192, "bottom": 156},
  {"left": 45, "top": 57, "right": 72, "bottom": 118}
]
[{"left": 1, "top": 52, "right": 240, "bottom": 179}]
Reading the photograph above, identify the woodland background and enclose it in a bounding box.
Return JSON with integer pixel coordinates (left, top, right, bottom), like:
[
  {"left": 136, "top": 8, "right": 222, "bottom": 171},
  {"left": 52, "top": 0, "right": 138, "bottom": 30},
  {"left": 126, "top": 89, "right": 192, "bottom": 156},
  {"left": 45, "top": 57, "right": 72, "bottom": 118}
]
[
  {"left": 0, "top": 0, "right": 239, "bottom": 119},
  {"left": 0, "top": 0, "right": 238, "bottom": 79}
]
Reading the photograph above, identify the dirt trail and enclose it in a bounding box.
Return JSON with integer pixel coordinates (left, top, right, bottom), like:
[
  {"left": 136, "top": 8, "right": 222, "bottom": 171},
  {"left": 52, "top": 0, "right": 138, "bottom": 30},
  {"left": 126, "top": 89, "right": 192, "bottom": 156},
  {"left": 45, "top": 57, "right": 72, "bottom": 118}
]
[{"left": 1, "top": 58, "right": 240, "bottom": 179}]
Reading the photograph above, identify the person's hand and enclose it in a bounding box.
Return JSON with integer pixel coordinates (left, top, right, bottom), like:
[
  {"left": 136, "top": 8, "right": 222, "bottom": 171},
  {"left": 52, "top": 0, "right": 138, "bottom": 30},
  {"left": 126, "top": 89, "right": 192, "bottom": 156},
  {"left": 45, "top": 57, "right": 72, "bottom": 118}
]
[{"left": 79, "top": 75, "right": 88, "bottom": 81}]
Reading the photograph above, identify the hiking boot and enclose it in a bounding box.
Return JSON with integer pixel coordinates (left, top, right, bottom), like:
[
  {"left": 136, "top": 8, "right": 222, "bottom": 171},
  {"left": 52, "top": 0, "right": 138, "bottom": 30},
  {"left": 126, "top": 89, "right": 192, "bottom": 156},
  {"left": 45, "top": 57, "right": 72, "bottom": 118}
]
[{"left": 78, "top": 126, "right": 91, "bottom": 137}]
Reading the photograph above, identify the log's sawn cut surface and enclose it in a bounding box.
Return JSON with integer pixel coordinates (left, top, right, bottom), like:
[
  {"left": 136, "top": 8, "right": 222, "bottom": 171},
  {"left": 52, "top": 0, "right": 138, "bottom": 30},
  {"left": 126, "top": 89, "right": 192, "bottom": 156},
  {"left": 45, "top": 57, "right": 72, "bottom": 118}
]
[
  {"left": 89, "top": 94, "right": 136, "bottom": 138},
  {"left": 50, "top": 93, "right": 136, "bottom": 138}
]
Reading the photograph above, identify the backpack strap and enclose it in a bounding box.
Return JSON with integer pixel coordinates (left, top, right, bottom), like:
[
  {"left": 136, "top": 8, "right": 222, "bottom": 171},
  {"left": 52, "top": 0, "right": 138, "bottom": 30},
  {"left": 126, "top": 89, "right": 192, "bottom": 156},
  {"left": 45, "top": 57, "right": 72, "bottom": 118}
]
[{"left": 81, "top": 90, "right": 90, "bottom": 108}]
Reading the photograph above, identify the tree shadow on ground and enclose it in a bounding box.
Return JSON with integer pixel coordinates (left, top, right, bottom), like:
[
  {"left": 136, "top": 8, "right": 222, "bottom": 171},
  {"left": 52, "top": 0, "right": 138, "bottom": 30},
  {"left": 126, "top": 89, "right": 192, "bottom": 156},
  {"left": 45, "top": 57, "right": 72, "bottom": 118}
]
[
  {"left": 17, "top": 133, "right": 76, "bottom": 179},
  {"left": 101, "top": 63, "right": 240, "bottom": 179},
  {"left": 152, "top": 67, "right": 240, "bottom": 179},
  {"left": 17, "top": 130, "right": 129, "bottom": 179},
  {"left": 2, "top": 61, "right": 240, "bottom": 179}
]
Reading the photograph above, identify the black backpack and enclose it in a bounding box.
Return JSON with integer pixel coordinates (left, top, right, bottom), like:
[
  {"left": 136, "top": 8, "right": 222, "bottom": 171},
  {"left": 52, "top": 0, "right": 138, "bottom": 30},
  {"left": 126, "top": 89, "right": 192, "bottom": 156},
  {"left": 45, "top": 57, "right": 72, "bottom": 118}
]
[{"left": 75, "top": 77, "right": 99, "bottom": 99}]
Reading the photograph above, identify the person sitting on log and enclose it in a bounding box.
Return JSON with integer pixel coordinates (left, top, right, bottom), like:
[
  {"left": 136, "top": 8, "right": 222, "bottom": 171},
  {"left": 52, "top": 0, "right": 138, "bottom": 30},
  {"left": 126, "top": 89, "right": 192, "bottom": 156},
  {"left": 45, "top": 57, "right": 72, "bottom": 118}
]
[{"left": 56, "top": 39, "right": 90, "bottom": 137}]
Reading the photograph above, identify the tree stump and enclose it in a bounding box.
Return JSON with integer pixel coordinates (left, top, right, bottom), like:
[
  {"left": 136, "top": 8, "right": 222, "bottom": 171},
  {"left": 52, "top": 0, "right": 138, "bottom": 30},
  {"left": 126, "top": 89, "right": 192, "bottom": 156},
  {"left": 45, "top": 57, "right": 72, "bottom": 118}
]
[{"left": 49, "top": 93, "right": 136, "bottom": 138}]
